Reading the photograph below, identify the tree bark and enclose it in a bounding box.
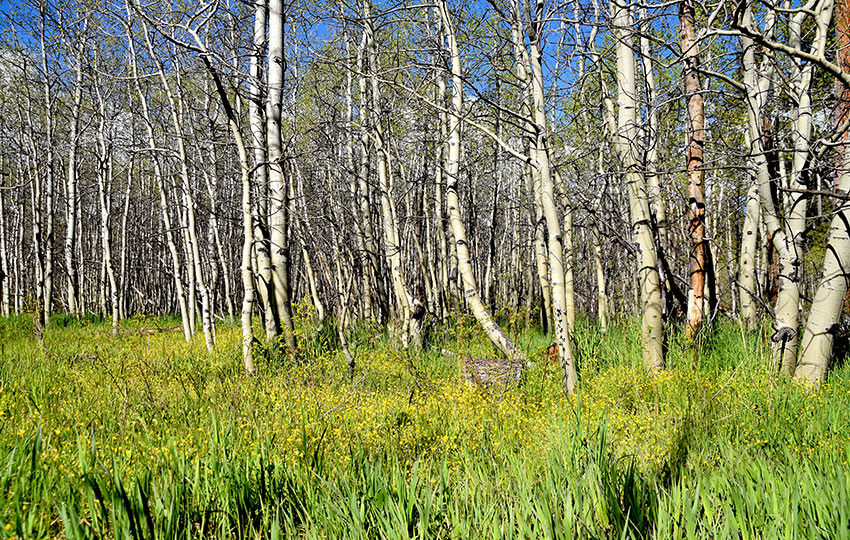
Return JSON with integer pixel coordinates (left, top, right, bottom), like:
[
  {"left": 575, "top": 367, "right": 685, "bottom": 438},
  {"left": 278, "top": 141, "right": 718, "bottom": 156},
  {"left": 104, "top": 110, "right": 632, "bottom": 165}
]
[
  {"left": 437, "top": 0, "right": 528, "bottom": 365},
  {"left": 267, "top": 0, "right": 297, "bottom": 352},
  {"left": 524, "top": 0, "right": 577, "bottom": 391},
  {"left": 680, "top": 0, "right": 712, "bottom": 339},
  {"left": 611, "top": 0, "right": 664, "bottom": 370}
]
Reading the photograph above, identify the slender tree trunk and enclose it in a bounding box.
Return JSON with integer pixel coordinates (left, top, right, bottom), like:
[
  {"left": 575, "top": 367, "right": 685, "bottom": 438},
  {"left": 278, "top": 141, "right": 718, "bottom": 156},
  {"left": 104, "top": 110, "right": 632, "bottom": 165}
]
[
  {"left": 556, "top": 171, "right": 576, "bottom": 330},
  {"left": 0, "top": 164, "right": 9, "bottom": 318},
  {"left": 125, "top": 8, "right": 192, "bottom": 341},
  {"left": 437, "top": 0, "right": 527, "bottom": 365},
  {"left": 522, "top": 0, "right": 577, "bottom": 391},
  {"left": 780, "top": 0, "right": 833, "bottom": 373},
  {"left": 365, "top": 0, "right": 413, "bottom": 346},
  {"left": 64, "top": 32, "right": 84, "bottom": 317},
  {"left": 267, "top": 0, "right": 297, "bottom": 352},
  {"left": 680, "top": 0, "right": 713, "bottom": 339},
  {"left": 738, "top": 158, "right": 761, "bottom": 329},
  {"left": 39, "top": 15, "right": 55, "bottom": 326},
  {"left": 94, "top": 80, "right": 120, "bottom": 335},
  {"left": 345, "top": 32, "right": 376, "bottom": 323},
  {"left": 741, "top": 4, "right": 801, "bottom": 370},
  {"left": 434, "top": 61, "right": 453, "bottom": 315},
  {"left": 118, "top": 159, "right": 132, "bottom": 321},
  {"left": 611, "top": 0, "right": 664, "bottom": 370},
  {"left": 249, "top": 0, "right": 280, "bottom": 342},
  {"left": 186, "top": 28, "right": 259, "bottom": 372}
]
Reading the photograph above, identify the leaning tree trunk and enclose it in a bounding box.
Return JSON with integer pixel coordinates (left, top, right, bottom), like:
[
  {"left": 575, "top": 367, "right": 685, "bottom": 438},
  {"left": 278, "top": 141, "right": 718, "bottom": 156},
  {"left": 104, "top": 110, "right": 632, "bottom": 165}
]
[
  {"left": 780, "top": 0, "right": 833, "bottom": 373},
  {"left": 522, "top": 0, "right": 577, "bottom": 392},
  {"left": 795, "top": 150, "right": 850, "bottom": 386},
  {"left": 437, "top": 0, "right": 527, "bottom": 365}
]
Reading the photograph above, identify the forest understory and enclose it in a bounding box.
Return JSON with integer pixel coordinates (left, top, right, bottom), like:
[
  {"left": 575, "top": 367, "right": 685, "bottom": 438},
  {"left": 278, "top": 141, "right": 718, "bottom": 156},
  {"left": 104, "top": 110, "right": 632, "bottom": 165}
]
[{"left": 1, "top": 312, "right": 848, "bottom": 539}]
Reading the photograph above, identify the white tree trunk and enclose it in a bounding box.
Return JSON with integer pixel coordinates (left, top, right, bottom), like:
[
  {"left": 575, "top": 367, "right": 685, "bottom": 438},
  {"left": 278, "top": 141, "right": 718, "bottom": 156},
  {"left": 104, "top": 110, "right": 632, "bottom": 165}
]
[
  {"left": 437, "top": 0, "right": 527, "bottom": 365},
  {"left": 611, "top": 0, "right": 664, "bottom": 370},
  {"left": 267, "top": 0, "right": 297, "bottom": 351}
]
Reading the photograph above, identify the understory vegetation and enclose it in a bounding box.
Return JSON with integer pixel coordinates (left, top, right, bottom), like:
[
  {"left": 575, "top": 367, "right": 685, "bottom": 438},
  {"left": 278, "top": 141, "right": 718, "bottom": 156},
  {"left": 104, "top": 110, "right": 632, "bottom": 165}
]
[{"left": 1, "top": 313, "right": 849, "bottom": 539}]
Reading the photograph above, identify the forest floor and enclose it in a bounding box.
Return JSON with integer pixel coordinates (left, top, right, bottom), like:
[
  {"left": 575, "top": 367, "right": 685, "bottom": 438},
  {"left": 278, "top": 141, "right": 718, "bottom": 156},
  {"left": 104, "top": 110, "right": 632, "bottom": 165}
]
[{"left": 1, "top": 310, "right": 849, "bottom": 539}]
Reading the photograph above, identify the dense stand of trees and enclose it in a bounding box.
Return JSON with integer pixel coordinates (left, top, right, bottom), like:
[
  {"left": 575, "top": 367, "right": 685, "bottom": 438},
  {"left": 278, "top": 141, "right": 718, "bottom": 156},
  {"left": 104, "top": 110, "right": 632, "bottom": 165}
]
[{"left": 1, "top": 0, "right": 849, "bottom": 390}]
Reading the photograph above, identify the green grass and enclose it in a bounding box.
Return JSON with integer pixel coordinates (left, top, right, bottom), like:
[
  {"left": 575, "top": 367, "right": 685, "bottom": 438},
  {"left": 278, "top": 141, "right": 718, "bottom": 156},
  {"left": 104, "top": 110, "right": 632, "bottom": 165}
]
[{"left": 0, "top": 312, "right": 849, "bottom": 539}]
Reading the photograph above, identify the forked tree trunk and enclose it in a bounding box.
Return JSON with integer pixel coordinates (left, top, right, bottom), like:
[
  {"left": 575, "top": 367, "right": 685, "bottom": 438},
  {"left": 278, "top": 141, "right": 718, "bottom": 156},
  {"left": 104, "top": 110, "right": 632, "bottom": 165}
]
[
  {"left": 524, "top": 0, "right": 577, "bottom": 392},
  {"left": 780, "top": 0, "right": 833, "bottom": 374},
  {"left": 795, "top": 147, "right": 850, "bottom": 385}
]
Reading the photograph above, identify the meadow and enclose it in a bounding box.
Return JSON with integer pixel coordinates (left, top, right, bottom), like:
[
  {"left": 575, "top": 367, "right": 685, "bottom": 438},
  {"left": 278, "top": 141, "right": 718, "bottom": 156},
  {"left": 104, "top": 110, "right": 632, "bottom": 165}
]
[{"left": 0, "top": 309, "right": 849, "bottom": 539}]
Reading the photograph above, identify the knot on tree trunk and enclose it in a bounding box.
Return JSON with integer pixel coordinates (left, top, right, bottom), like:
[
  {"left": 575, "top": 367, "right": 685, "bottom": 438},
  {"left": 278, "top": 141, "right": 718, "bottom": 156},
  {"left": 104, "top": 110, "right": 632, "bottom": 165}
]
[{"left": 771, "top": 325, "right": 796, "bottom": 343}]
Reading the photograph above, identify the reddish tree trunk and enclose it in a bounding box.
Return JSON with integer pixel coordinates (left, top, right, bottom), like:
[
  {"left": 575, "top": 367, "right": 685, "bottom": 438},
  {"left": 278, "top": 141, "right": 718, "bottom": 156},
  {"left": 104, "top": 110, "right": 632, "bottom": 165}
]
[{"left": 681, "top": 0, "right": 712, "bottom": 339}]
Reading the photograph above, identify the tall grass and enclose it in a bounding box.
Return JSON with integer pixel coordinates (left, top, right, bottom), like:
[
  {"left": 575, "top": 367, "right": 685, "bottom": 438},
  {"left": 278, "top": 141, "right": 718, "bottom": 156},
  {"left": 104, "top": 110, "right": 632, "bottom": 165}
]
[{"left": 0, "top": 314, "right": 849, "bottom": 538}]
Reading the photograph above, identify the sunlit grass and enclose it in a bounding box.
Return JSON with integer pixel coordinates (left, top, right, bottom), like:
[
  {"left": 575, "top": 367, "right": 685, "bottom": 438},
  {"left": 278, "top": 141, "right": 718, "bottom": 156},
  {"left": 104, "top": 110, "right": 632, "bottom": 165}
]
[{"left": 0, "top": 311, "right": 848, "bottom": 538}]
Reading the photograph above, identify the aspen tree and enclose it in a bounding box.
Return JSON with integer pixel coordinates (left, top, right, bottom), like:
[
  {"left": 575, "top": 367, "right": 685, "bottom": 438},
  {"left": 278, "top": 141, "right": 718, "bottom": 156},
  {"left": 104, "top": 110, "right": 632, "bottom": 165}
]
[
  {"left": 436, "top": 0, "right": 527, "bottom": 365},
  {"left": 780, "top": 0, "right": 833, "bottom": 374},
  {"left": 124, "top": 6, "right": 192, "bottom": 342},
  {"left": 738, "top": 137, "right": 761, "bottom": 329},
  {"left": 0, "top": 164, "right": 9, "bottom": 318},
  {"left": 680, "top": 0, "right": 712, "bottom": 339},
  {"left": 364, "top": 0, "right": 415, "bottom": 347},
  {"left": 176, "top": 18, "right": 261, "bottom": 373},
  {"left": 118, "top": 157, "right": 132, "bottom": 321},
  {"left": 93, "top": 73, "right": 120, "bottom": 335},
  {"left": 344, "top": 30, "right": 376, "bottom": 322},
  {"left": 64, "top": 22, "right": 85, "bottom": 317},
  {"left": 39, "top": 8, "right": 55, "bottom": 325},
  {"left": 249, "top": 0, "right": 280, "bottom": 341},
  {"left": 525, "top": 0, "right": 577, "bottom": 391},
  {"left": 508, "top": 13, "right": 553, "bottom": 336},
  {"left": 356, "top": 33, "right": 387, "bottom": 322},
  {"left": 267, "top": 0, "right": 297, "bottom": 352},
  {"left": 611, "top": 0, "right": 664, "bottom": 369},
  {"left": 796, "top": 146, "right": 850, "bottom": 385},
  {"left": 739, "top": 2, "right": 802, "bottom": 371},
  {"left": 141, "top": 25, "right": 215, "bottom": 350}
]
